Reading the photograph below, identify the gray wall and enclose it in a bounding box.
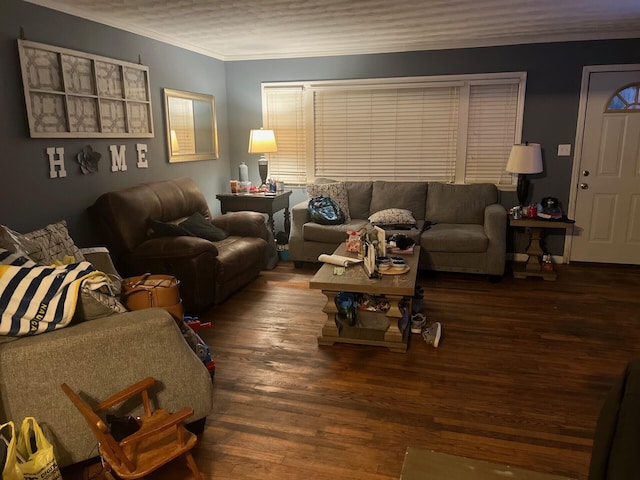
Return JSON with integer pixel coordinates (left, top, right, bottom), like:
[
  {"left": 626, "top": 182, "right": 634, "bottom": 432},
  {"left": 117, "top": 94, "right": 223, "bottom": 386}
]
[
  {"left": 1, "top": 0, "right": 229, "bottom": 246},
  {"left": 226, "top": 40, "right": 640, "bottom": 255},
  {"left": 2, "top": 0, "right": 639, "bottom": 255}
]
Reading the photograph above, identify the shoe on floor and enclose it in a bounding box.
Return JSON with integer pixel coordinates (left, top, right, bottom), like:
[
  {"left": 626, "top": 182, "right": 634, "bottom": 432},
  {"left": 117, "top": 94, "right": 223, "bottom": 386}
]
[
  {"left": 422, "top": 322, "right": 441, "bottom": 347},
  {"left": 410, "top": 313, "right": 426, "bottom": 334}
]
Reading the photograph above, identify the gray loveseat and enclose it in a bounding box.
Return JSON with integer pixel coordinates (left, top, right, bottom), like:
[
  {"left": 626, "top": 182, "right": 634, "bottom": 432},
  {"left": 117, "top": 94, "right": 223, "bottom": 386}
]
[
  {"left": 0, "top": 308, "right": 214, "bottom": 467},
  {"left": 289, "top": 181, "right": 507, "bottom": 277}
]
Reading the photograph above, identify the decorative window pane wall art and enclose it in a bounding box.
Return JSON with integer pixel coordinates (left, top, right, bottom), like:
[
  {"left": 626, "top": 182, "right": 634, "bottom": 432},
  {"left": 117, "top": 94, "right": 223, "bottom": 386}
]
[{"left": 17, "top": 39, "right": 154, "bottom": 138}]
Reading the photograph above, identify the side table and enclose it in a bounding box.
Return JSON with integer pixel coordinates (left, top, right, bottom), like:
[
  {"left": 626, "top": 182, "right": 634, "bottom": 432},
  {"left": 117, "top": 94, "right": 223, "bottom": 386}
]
[
  {"left": 216, "top": 191, "right": 292, "bottom": 238},
  {"left": 510, "top": 217, "right": 574, "bottom": 281}
]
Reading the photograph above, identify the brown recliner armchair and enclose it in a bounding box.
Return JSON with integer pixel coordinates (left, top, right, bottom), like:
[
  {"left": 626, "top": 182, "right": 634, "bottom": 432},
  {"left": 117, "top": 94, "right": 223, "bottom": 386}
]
[{"left": 90, "top": 177, "right": 271, "bottom": 313}]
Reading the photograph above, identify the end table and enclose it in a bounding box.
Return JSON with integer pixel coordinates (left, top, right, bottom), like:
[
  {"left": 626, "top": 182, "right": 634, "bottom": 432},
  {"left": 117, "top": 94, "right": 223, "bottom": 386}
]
[
  {"left": 510, "top": 217, "right": 574, "bottom": 280},
  {"left": 216, "top": 191, "right": 292, "bottom": 238}
]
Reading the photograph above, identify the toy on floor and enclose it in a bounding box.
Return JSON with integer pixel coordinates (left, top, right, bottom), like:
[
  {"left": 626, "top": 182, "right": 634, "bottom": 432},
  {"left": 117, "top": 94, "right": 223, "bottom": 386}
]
[{"left": 183, "top": 316, "right": 215, "bottom": 379}]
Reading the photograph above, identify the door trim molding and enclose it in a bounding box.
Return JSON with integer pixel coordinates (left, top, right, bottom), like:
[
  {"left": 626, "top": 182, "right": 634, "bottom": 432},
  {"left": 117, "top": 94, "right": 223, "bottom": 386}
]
[{"left": 564, "top": 63, "right": 640, "bottom": 263}]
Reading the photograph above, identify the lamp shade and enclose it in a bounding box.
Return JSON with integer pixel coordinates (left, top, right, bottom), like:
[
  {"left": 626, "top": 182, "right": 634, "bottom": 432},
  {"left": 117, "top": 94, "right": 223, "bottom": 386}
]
[
  {"left": 248, "top": 129, "right": 278, "bottom": 154},
  {"left": 506, "top": 143, "right": 543, "bottom": 174}
]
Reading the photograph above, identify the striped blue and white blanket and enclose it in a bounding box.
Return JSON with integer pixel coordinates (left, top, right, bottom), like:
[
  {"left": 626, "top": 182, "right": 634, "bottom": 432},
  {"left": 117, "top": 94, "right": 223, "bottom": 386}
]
[{"left": 0, "top": 249, "right": 99, "bottom": 336}]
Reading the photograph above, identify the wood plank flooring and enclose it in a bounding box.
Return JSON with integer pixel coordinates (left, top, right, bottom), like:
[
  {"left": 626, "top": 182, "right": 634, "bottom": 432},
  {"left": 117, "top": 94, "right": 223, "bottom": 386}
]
[{"left": 63, "top": 261, "right": 640, "bottom": 480}]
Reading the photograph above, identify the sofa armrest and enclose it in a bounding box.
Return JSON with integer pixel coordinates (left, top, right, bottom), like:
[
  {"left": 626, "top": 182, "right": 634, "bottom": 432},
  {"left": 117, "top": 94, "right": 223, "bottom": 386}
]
[
  {"left": 211, "top": 211, "right": 269, "bottom": 240},
  {"left": 484, "top": 203, "right": 507, "bottom": 238},
  {"left": 483, "top": 203, "right": 508, "bottom": 276},
  {"left": 291, "top": 200, "right": 311, "bottom": 225},
  {"left": 0, "top": 309, "right": 213, "bottom": 467},
  {"left": 80, "top": 247, "right": 120, "bottom": 277},
  {"left": 290, "top": 200, "right": 311, "bottom": 239}
]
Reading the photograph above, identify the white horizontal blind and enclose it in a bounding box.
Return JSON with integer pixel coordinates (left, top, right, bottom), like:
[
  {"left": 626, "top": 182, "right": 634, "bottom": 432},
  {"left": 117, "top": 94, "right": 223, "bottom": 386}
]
[
  {"left": 465, "top": 83, "right": 519, "bottom": 184},
  {"left": 263, "top": 87, "right": 307, "bottom": 185},
  {"left": 262, "top": 73, "right": 525, "bottom": 186},
  {"left": 313, "top": 87, "right": 459, "bottom": 182}
]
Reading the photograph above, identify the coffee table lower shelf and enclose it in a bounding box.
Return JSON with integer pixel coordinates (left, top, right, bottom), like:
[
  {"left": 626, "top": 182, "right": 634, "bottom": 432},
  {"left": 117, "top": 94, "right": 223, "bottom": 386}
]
[{"left": 317, "top": 303, "right": 410, "bottom": 353}]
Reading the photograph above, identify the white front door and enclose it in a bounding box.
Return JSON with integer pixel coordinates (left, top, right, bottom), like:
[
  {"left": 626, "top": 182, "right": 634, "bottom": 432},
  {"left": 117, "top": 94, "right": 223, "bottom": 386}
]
[{"left": 570, "top": 69, "right": 640, "bottom": 264}]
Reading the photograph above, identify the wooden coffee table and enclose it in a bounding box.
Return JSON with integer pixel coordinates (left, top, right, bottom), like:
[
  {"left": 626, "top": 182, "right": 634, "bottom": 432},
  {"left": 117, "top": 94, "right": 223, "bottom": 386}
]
[{"left": 309, "top": 243, "right": 420, "bottom": 353}]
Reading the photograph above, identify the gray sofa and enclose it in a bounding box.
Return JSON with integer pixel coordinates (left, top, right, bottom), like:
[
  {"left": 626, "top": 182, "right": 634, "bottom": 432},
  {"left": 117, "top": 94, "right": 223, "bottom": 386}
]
[
  {"left": 0, "top": 307, "right": 214, "bottom": 468},
  {"left": 289, "top": 181, "right": 507, "bottom": 277}
]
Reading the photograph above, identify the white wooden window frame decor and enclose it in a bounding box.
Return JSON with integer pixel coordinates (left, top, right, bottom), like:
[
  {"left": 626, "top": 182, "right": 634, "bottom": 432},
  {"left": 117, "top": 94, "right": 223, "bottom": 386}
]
[{"left": 17, "top": 39, "right": 154, "bottom": 138}]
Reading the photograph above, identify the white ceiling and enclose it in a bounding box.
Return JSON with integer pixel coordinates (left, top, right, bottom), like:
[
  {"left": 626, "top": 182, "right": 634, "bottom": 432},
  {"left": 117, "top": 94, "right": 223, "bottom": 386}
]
[{"left": 26, "top": 0, "right": 640, "bottom": 61}]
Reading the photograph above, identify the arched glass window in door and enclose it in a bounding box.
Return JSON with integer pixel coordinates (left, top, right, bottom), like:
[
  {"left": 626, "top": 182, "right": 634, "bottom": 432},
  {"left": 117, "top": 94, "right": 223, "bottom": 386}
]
[{"left": 606, "top": 83, "right": 640, "bottom": 112}]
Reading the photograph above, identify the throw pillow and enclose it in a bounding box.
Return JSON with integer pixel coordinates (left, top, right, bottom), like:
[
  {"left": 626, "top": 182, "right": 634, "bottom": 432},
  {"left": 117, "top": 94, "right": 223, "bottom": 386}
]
[
  {"left": 368, "top": 208, "right": 417, "bottom": 228},
  {"left": 150, "top": 220, "right": 193, "bottom": 238},
  {"left": 18, "top": 220, "right": 86, "bottom": 265},
  {"left": 306, "top": 182, "right": 351, "bottom": 221},
  {"left": 180, "top": 212, "right": 228, "bottom": 242}
]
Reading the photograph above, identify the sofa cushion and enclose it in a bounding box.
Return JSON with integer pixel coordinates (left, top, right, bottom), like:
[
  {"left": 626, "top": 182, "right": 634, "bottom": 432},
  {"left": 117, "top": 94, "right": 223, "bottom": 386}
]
[
  {"left": 306, "top": 182, "right": 351, "bottom": 221},
  {"left": 426, "top": 183, "right": 498, "bottom": 224},
  {"left": 369, "top": 182, "right": 428, "bottom": 220},
  {"left": 214, "top": 236, "right": 267, "bottom": 274},
  {"left": 303, "top": 219, "right": 369, "bottom": 244},
  {"left": 420, "top": 224, "right": 488, "bottom": 253},
  {"left": 345, "top": 181, "right": 373, "bottom": 219}
]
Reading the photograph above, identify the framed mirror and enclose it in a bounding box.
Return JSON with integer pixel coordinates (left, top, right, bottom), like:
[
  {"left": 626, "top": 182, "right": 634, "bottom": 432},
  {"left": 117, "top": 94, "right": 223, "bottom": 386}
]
[{"left": 164, "top": 88, "right": 218, "bottom": 162}]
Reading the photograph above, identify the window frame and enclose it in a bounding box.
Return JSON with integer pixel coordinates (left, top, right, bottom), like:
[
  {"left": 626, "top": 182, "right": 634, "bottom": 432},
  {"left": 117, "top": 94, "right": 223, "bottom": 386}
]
[{"left": 262, "top": 72, "right": 527, "bottom": 189}]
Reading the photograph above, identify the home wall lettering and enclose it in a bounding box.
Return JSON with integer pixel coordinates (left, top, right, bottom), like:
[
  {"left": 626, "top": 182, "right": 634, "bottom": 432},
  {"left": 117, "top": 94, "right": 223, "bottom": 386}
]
[{"left": 46, "top": 144, "right": 149, "bottom": 178}]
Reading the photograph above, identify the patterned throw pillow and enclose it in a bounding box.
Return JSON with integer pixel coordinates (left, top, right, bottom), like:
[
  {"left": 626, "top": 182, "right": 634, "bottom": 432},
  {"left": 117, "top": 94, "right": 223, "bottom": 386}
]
[
  {"left": 19, "top": 220, "right": 86, "bottom": 265},
  {"left": 368, "top": 208, "right": 417, "bottom": 227},
  {"left": 306, "top": 182, "right": 351, "bottom": 221}
]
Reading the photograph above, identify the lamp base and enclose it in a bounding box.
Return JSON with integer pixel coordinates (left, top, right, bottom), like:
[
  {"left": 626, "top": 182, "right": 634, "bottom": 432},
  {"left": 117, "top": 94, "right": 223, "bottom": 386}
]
[
  {"left": 516, "top": 174, "right": 530, "bottom": 206},
  {"left": 258, "top": 157, "right": 268, "bottom": 187}
]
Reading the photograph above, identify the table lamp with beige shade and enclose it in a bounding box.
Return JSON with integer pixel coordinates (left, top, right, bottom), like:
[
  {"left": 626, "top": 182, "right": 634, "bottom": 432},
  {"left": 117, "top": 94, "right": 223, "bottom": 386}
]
[
  {"left": 506, "top": 142, "right": 543, "bottom": 206},
  {"left": 248, "top": 128, "right": 278, "bottom": 187}
]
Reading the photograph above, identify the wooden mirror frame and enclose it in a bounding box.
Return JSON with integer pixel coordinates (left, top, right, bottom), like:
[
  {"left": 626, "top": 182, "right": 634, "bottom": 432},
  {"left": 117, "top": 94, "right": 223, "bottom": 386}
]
[{"left": 164, "top": 88, "right": 218, "bottom": 162}]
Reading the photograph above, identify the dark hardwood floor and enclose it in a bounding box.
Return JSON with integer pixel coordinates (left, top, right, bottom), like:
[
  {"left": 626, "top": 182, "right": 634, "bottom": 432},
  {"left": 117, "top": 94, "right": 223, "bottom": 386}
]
[{"left": 64, "top": 261, "right": 640, "bottom": 480}]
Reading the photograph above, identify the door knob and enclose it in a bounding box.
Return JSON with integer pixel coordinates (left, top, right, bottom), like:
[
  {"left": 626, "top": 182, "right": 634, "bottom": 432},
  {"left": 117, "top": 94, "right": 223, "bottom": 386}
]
[
  {"left": 582, "top": 170, "right": 590, "bottom": 176},
  {"left": 580, "top": 183, "right": 589, "bottom": 189}
]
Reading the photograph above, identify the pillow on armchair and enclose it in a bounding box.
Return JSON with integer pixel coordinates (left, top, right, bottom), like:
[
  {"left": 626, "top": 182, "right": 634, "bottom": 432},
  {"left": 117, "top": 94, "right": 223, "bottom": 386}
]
[
  {"left": 150, "top": 213, "right": 228, "bottom": 242},
  {"left": 180, "top": 212, "right": 228, "bottom": 241}
]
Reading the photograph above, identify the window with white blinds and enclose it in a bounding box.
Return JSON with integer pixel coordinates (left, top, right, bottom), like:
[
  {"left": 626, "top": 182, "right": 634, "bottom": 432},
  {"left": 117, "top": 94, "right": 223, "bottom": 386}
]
[
  {"left": 313, "top": 86, "right": 459, "bottom": 181},
  {"left": 263, "top": 87, "right": 307, "bottom": 185},
  {"left": 465, "top": 82, "right": 520, "bottom": 185},
  {"left": 261, "top": 73, "right": 526, "bottom": 186}
]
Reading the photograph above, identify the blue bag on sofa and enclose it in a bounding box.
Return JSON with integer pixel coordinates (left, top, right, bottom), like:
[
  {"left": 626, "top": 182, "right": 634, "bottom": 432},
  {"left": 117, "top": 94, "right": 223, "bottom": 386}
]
[{"left": 308, "top": 196, "right": 345, "bottom": 225}]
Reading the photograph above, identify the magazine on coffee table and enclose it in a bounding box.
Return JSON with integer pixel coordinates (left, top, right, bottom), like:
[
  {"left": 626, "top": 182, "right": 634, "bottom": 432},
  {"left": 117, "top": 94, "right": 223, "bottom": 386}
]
[{"left": 318, "top": 254, "right": 363, "bottom": 267}]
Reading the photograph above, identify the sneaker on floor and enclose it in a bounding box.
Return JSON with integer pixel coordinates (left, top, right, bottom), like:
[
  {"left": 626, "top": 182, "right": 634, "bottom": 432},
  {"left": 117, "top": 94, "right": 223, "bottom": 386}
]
[
  {"left": 410, "top": 313, "right": 426, "bottom": 334},
  {"left": 422, "top": 322, "right": 441, "bottom": 347}
]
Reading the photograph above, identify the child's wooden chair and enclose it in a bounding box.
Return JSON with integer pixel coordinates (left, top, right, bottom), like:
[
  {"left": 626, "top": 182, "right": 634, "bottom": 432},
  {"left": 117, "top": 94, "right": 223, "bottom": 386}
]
[{"left": 61, "top": 377, "right": 202, "bottom": 480}]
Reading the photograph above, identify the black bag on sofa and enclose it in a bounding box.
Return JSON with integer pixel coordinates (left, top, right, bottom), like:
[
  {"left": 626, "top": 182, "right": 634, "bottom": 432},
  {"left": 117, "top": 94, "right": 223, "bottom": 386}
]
[{"left": 308, "top": 196, "right": 345, "bottom": 225}]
